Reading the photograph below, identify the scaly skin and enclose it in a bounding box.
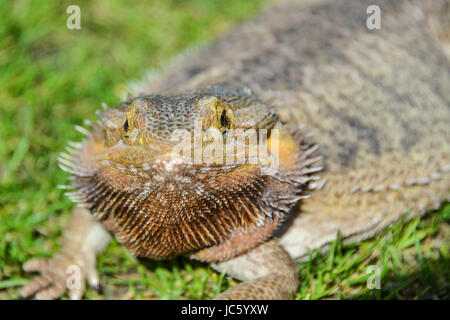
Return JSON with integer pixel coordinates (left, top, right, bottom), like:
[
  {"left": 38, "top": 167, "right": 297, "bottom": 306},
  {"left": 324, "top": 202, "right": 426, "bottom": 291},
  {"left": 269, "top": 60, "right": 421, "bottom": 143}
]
[{"left": 21, "top": 0, "right": 449, "bottom": 299}]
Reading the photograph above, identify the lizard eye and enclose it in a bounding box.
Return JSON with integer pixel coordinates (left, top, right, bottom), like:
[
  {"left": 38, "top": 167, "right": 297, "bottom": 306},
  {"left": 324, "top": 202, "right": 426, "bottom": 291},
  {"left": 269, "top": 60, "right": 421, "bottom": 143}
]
[
  {"left": 123, "top": 118, "right": 129, "bottom": 132},
  {"left": 220, "top": 111, "right": 229, "bottom": 127}
]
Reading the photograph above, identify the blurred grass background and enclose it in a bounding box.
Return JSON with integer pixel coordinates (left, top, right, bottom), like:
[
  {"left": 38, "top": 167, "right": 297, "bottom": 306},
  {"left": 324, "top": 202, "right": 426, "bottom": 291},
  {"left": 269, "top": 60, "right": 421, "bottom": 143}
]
[{"left": 0, "top": 0, "right": 448, "bottom": 299}]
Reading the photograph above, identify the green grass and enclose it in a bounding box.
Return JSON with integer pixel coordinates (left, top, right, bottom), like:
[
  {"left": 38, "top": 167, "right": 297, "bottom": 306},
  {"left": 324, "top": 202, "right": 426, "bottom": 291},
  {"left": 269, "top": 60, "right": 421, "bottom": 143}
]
[{"left": 0, "top": 0, "right": 449, "bottom": 300}]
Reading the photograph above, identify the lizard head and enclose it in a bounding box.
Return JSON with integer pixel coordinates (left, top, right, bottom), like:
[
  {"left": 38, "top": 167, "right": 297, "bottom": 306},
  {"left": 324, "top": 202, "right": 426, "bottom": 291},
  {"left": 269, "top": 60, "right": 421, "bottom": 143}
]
[
  {"left": 96, "top": 87, "right": 280, "bottom": 165},
  {"left": 61, "top": 86, "right": 320, "bottom": 259}
]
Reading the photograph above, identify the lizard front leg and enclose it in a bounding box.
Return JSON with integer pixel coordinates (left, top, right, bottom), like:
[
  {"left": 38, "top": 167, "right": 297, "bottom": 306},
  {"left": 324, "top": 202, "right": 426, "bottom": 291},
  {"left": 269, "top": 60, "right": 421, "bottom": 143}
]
[
  {"left": 212, "top": 239, "right": 299, "bottom": 300},
  {"left": 20, "top": 207, "right": 111, "bottom": 299}
]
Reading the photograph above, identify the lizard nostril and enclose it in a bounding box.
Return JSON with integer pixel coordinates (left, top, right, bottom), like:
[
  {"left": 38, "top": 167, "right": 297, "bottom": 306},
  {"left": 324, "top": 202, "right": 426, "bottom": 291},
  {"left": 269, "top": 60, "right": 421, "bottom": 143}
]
[{"left": 220, "top": 112, "right": 229, "bottom": 127}]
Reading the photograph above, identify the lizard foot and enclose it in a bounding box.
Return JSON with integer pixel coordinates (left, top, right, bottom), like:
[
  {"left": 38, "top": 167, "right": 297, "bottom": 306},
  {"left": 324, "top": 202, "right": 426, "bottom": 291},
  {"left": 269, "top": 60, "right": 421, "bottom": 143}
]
[
  {"left": 20, "top": 250, "right": 99, "bottom": 300},
  {"left": 20, "top": 207, "right": 111, "bottom": 299}
]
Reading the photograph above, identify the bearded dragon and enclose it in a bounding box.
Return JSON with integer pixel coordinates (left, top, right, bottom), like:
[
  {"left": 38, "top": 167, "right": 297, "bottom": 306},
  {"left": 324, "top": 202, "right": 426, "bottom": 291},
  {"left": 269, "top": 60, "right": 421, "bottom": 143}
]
[{"left": 20, "top": 0, "right": 449, "bottom": 300}]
